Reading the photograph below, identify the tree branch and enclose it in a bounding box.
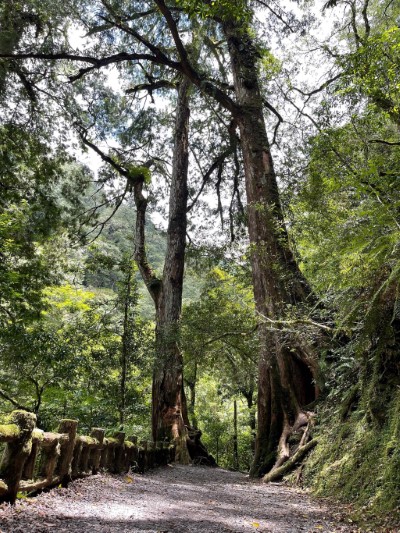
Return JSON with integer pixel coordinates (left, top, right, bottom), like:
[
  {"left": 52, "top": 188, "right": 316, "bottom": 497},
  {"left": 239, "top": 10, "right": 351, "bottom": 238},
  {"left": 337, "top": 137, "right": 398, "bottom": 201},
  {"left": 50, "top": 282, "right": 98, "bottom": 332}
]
[
  {"left": 263, "top": 99, "right": 283, "bottom": 146},
  {"left": 291, "top": 73, "right": 343, "bottom": 99},
  {"left": 133, "top": 177, "right": 162, "bottom": 303},
  {"left": 187, "top": 146, "right": 235, "bottom": 212},
  {"left": 369, "top": 139, "right": 400, "bottom": 146},
  {"left": 153, "top": 0, "right": 239, "bottom": 115},
  {"left": 0, "top": 388, "right": 32, "bottom": 412}
]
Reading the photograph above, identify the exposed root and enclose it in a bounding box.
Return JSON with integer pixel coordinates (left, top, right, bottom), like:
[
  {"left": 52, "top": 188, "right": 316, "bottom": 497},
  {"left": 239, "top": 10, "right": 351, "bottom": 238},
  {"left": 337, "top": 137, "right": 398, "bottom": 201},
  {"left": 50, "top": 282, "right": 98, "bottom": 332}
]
[
  {"left": 264, "top": 411, "right": 316, "bottom": 482},
  {"left": 186, "top": 428, "right": 217, "bottom": 467},
  {"left": 262, "top": 438, "right": 318, "bottom": 483}
]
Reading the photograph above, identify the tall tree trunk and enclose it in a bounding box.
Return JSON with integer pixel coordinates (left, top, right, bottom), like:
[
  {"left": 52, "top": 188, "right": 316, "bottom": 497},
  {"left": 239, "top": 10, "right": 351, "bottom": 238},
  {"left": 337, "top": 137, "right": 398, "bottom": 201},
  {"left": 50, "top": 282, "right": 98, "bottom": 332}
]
[
  {"left": 186, "top": 359, "right": 198, "bottom": 429},
  {"left": 152, "top": 76, "right": 191, "bottom": 463},
  {"left": 134, "top": 77, "right": 191, "bottom": 463},
  {"left": 222, "top": 20, "right": 320, "bottom": 478},
  {"left": 241, "top": 384, "right": 256, "bottom": 455}
]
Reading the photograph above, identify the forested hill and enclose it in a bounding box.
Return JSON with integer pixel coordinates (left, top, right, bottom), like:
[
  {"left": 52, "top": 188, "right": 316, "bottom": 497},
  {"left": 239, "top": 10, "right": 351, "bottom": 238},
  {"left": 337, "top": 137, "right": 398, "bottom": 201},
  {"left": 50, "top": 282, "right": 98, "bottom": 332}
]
[{"left": 82, "top": 202, "right": 203, "bottom": 319}]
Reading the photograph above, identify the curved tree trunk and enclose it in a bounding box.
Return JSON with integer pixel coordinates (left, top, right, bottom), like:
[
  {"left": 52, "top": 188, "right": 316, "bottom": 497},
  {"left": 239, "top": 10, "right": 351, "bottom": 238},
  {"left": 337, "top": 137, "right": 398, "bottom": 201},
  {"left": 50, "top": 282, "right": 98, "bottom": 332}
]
[{"left": 223, "top": 20, "right": 321, "bottom": 478}]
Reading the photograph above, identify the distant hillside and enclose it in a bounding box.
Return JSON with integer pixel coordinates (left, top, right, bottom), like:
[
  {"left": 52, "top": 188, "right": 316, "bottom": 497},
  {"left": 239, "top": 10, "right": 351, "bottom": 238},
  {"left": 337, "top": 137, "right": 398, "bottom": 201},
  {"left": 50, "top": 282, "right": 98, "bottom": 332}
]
[{"left": 82, "top": 201, "right": 202, "bottom": 319}]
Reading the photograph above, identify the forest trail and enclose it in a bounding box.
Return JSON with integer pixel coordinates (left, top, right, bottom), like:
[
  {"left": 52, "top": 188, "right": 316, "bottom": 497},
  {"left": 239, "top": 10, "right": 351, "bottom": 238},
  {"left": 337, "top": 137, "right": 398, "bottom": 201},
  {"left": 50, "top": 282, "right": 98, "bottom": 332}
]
[{"left": 0, "top": 465, "right": 360, "bottom": 533}]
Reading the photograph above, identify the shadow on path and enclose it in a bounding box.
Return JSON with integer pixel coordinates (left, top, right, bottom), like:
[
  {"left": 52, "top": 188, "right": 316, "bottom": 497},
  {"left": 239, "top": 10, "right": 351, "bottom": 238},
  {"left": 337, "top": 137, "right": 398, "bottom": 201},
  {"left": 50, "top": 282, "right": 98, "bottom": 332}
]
[{"left": 0, "top": 465, "right": 354, "bottom": 532}]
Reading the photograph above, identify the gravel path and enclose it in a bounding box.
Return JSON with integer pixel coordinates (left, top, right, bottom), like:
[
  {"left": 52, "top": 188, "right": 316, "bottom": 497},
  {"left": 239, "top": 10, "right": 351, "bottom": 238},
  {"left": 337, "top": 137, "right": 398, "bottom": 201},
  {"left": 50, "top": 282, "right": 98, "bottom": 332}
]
[{"left": 0, "top": 465, "right": 363, "bottom": 532}]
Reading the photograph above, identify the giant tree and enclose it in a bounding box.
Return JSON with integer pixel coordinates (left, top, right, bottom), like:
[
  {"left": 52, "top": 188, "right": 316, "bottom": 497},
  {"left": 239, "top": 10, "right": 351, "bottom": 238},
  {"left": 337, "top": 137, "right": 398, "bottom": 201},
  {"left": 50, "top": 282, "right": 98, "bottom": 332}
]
[{"left": 0, "top": 0, "right": 325, "bottom": 475}]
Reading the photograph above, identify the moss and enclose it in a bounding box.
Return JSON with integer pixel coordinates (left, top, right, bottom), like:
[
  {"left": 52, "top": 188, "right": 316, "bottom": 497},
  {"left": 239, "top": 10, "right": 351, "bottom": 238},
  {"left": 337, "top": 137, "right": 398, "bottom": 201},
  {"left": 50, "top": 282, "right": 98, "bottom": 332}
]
[
  {"left": 0, "top": 480, "right": 8, "bottom": 494},
  {"left": 0, "top": 424, "right": 20, "bottom": 441},
  {"left": 79, "top": 436, "right": 97, "bottom": 446},
  {"left": 9, "top": 410, "right": 36, "bottom": 428},
  {"left": 339, "top": 384, "right": 360, "bottom": 421},
  {"left": 302, "top": 387, "right": 400, "bottom": 521},
  {"left": 32, "top": 429, "right": 44, "bottom": 442}
]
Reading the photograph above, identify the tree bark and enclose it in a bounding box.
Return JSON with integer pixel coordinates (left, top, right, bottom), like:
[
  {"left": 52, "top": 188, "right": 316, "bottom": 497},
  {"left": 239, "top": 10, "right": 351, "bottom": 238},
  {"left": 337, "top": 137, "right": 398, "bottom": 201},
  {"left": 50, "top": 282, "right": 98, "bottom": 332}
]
[
  {"left": 134, "top": 77, "right": 191, "bottom": 463},
  {"left": 119, "top": 265, "right": 133, "bottom": 427},
  {"left": 152, "top": 77, "right": 191, "bottom": 463},
  {"left": 222, "top": 20, "right": 320, "bottom": 478},
  {"left": 186, "top": 359, "right": 198, "bottom": 429}
]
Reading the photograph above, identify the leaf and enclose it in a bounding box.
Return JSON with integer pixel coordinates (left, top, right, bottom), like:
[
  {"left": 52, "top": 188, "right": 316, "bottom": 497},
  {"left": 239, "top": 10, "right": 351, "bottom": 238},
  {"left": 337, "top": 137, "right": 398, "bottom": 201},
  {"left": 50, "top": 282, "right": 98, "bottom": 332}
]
[{"left": 251, "top": 523, "right": 260, "bottom": 528}]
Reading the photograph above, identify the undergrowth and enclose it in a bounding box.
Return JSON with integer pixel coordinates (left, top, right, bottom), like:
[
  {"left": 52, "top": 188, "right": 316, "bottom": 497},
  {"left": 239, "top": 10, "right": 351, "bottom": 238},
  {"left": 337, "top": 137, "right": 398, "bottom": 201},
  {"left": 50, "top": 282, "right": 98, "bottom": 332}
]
[{"left": 300, "top": 340, "right": 400, "bottom": 525}]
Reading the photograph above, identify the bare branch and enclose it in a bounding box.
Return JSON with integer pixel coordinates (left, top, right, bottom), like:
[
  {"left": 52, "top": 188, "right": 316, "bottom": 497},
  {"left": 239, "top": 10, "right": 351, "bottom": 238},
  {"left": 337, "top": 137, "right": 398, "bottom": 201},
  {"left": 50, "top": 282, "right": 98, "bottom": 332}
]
[
  {"left": 263, "top": 99, "right": 283, "bottom": 146},
  {"left": 369, "top": 139, "right": 400, "bottom": 146},
  {"left": 255, "top": 0, "right": 297, "bottom": 33},
  {"left": 291, "top": 73, "right": 343, "bottom": 99},
  {"left": 187, "top": 146, "right": 235, "bottom": 212}
]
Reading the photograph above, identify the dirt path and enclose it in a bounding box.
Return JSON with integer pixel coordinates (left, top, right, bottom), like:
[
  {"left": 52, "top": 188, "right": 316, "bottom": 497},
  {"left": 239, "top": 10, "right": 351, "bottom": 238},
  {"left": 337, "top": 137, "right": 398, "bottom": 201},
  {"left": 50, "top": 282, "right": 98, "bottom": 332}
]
[{"left": 0, "top": 465, "right": 360, "bottom": 532}]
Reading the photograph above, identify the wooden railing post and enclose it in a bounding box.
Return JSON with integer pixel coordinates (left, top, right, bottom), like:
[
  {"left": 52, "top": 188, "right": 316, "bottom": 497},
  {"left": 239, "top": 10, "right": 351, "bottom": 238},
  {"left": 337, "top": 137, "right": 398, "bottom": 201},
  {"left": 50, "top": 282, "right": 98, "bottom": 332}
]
[
  {"left": 139, "top": 440, "right": 148, "bottom": 473},
  {"left": 112, "top": 432, "right": 125, "bottom": 474},
  {"left": 23, "top": 437, "right": 40, "bottom": 480},
  {"left": 71, "top": 438, "right": 83, "bottom": 478},
  {"left": 0, "top": 410, "right": 36, "bottom": 503},
  {"left": 39, "top": 434, "right": 61, "bottom": 482},
  {"left": 127, "top": 435, "right": 138, "bottom": 471},
  {"left": 90, "top": 429, "right": 105, "bottom": 474},
  {"left": 0, "top": 411, "right": 172, "bottom": 502},
  {"left": 155, "top": 442, "right": 162, "bottom": 467},
  {"left": 56, "top": 419, "right": 78, "bottom": 486},
  {"left": 148, "top": 441, "right": 156, "bottom": 469}
]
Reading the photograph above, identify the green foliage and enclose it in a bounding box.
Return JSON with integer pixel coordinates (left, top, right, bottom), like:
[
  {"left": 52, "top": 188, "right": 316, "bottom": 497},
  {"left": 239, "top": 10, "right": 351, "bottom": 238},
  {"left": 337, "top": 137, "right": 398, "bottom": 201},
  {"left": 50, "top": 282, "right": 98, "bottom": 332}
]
[
  {"left": 127, "top": 165, "right": 152, "bottom": 185},
  {"left": 0, "top": 125, "right": 91, "bottom": 326},
  {"left": 259, "top": 49, "right": 282, "bottom": 81},
  {"left": 175, "top": 0, "right": 250, "bottom": 23},
  {"left": 182, "top": 267, "right": 258, "bottom": 388},
  {"left": 303, "top": 386, "right": 400, "bottom": 517},
  {"left": 339, "top": 25, "right": 400, "bottom": 124},
  {"left": 194, "top": 376, "right": 254, "bottom": 470},
  {"left": 288, "top": 2, "right": 400, "bottom": 516},
  {"left": 182, "top": 267, "right": 257, "bottom": 469},
  {"left": 293, "top": 112, "right": 400, "bottom": 336}
]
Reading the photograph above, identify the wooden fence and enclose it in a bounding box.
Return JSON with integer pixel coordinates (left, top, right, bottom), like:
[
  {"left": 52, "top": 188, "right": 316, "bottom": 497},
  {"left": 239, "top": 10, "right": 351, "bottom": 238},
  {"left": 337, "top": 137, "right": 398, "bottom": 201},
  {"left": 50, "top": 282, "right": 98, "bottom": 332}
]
[{"left": 0, "top": 410, "right": 174, "bottom": 504}]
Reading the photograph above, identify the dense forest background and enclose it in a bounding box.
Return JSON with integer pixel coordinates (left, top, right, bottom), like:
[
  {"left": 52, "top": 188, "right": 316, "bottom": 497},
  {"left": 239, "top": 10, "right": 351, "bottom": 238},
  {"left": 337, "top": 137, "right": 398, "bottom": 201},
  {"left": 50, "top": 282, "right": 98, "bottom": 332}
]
[{"left": 0, "top": 0, "right": 399, "bottom": 524}]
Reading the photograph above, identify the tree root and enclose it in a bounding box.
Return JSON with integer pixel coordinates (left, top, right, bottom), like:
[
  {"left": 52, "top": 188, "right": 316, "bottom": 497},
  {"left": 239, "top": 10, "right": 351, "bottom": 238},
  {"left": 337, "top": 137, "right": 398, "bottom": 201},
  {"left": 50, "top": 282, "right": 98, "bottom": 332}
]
[
  {"left": 262, "top": 438, "right": 318, "bottom": 483},
  {"left": 187, "top": 428, "right": 217, "bottom": 467}
]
